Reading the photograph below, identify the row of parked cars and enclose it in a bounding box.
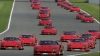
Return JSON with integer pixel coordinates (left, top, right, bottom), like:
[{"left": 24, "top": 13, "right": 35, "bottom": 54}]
[
  {"left": 0, "top": 0, "right": 99, "bottom": 56},
  {"left": 57, "top": 0, "right": 95, "bottom": 23}
]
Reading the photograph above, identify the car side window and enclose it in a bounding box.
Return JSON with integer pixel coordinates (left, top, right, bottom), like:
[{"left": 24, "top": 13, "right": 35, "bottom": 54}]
[{"left": 55, "top": 41, "right": 59, "bottom": 45}]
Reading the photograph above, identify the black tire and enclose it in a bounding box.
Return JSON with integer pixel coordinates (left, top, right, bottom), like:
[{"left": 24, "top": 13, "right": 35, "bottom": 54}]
[
  {"left": 19, "top": 47, "right": 24, "bottom": 50},
  {"left": 55, "top": 0, "right": 58, "bottom": 2},
  {"left": 0, "top": 48, "right": 6, "bottom": 50}
]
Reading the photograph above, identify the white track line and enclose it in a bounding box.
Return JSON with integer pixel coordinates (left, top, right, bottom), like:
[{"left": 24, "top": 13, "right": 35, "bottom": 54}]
[
  {"left": 67, "top": 0, "right": 100, "bottom": 24},
  {"left": 0, "top": 0, "right": 15, "bottom": 35},
  {"left": 67, "top": 51, "right": 100, "bottom": 56}
]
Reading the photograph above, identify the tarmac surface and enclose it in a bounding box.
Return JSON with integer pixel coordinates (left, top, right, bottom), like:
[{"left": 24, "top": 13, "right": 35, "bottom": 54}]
[{"left": 0, "top": 0, "right": 99, "bottom": 56}]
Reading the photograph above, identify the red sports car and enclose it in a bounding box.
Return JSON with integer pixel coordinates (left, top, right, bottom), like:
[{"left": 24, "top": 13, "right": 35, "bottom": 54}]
[
  {"left": 67, "top": 38, "right": 90, "bottom": 51},
  {"left": 41, "top": 25, "right": 57, "bottom": 35},
  {"left": 34, "top": 40, "right": 64, "bottom": 55},
  {"left": 82, "top": 15, "right": 94, "bottom": 23},
  {"left": 39, "top": 18, "right": 52, "bottom": 26},
  {"left": 76, "top": 12, "right": 86, "bottom": 19},
  {"left": 80, "top": 33, "right": 96, "bottom": 42},
  {"left": 60, "top": 31, "right": 79, "bottom": 42},
  {"left": 60, "top": 1, "right": 68, "bottom": 7},
  {"left": 0, "top": 37, "right": 24, "bottom": 50},
  {"left": 79, "top": 36, "right": 95, "bottom": 49},
  {"left": 31, "top": 0, "right": 40, "bottom": 7},
  {"left": 32, "top": 3, "right": 41, "bottom": 9},
  {"left": 64, "top": 3, "right": 74, "bottom": 10},
  {"left": 37, "top": 10, "right": 50, "bottom": 19},
  {"left": 57, "top": 0, "right": 66, "bottom": 6},
  {"left": 19, "top": 34, "right": 37, "bottom": 46},
  {"left": 70, "top": 6, "right": 80, "bottom": 12},
  {"left": 39, "top": 7, "right": 50, "bottom": 12},
  {"left": 86, "top": 29, "right": 100, "bottom": 39}
]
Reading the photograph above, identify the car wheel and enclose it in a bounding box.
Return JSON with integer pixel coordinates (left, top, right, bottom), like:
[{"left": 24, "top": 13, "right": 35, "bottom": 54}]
[
  {"left": 55, "top": 0, "right": 57, "bottom": 2},
  {"left": 85, "top": 47, "right": 90, "bottom": 52},
  {"left": 0, "top": 48, "right": 6, "bottom": 50},
  {"left": 19, "top": 47, "right": 24, "bottom": 50}
]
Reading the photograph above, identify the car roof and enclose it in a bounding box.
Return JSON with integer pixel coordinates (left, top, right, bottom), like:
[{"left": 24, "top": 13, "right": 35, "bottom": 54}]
[
  {"left": 88, "top": 29, "right": 98, "bottom": 31},
  {"left": 4, "top": 37, "right": 17, "bottom": 38},
  {"left": 41, "top": 18, "right": 50, "bottom": 20},
  {"left": 79, "top": 12, "right": 85, "bottom": 14},
  {"left": 63, "top": 31, "right": 76, "bottom": 33}
]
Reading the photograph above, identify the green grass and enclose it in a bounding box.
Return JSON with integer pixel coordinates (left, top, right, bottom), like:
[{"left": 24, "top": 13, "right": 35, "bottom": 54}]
[
  {"left": 77, "top": 52, "right": 100, "bottom": 56},
  {"left": 68, "top": 0, "right": 100, "bottom": 22},
  {"left": 0, "top": 0, "right": 13, "bottom": 33}
]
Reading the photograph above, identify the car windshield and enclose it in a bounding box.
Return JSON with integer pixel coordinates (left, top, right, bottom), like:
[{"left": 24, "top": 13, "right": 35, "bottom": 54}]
[
  {"left": 4, "top": 37, "right": 19, "bottom": 41},
  {"left": 71, "top": 39, "right": 85, "bottom": 42},
  {"left": 41, "top": 18, "right": 49, "bottom": 20},
  {"left": 61, "top": 0, "right": 65, "bottom": 2},
  {"left": 40, "top": 11, "right": 47, "bottom": 14},
  {"left": 85, "top": 15, "right": 92, "bottom": 17},
  {"left": 21, "top": 35, "right": 33, "bottom": 38},
  {"left": 41, "top": 7, "right": 48, "bottom": 9},
  {"left": 33, "top": 0, "right": 38, "bottom": 3},
  {"left": 39, "top": 41, "right": 57, "bottom": 45},
  {"left": 73, "top": 6, "right": 78, "bottom": 8},
  {"left": 81, "top": 34, "right": 92, "bottom": 37},
  {"left": 63, "top": 31, "right": 75, "bottom": 35},
  {"left": 80, "top": 37, "right": 91, "bottom": 40},
  {"left": 44, "top": 26, "right": 54, "bottom": 29},
  {"left": 88, "top": 30, "right": 98, "bottom": 32},
  {"left": 34, "top": 4, "right": 40, "bottom": 5},
  {"left": 79, "top": 12, "right": 85, "bottom": 14}
]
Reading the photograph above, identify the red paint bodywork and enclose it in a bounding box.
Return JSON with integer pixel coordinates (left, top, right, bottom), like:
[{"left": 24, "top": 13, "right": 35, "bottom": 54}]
[
  {"left": 60, "top": 31, "right": 79, "bottom": 42},
  {"left": 70, "top": 6, "right": 80, "bottom": 12},
  {"left": 31, "top": 0, "right": 40, "bottom": 7},
  {"left": 82, "top": 15, "right": 94, "bottom": 23},
  {"left": 37, "top": 10, "right": 50, "bottom": 19},
  {"left": 41, "top": 26, "right": 57, "bottom": 35},
  {"left": 57, "top": 0, "right": 66, "bottom": 6},
  {"left": 34, "top": 40, "right": 64, "bottom": 55},
  {"left": 39, "top": 18, "right": 52, "bottom": 26},
  {"left": 32, "top": 3, "right": 41, "bottom": 9},
  {"left": 86, "top": 29, "right": 100, "bottom": 39},
  {"left": 76, "top": 12, "right": 86, "bottom": 19},
  {"left": 64, "top": 3, "right": 73, "bottom": 10},
  {"left": 67, "top": 38, "right": 90, "bottom": 51},
  {"left": 0, "top": 37, "right": 24, "bottom": 50},
  {"left": 19, "top": 34, "right": 37, "bottom": 46},
  {"left": 79, "top": 36, "right": 95, "bottom": 49}
]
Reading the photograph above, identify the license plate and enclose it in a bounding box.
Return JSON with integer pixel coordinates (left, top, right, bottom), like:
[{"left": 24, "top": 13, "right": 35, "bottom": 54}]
[
  {"left": 43, "top": 53, "right": 48, "bottom": 54},
  {"left": 87, "top": 21, "right": 90, "bottom": 22},
  {"left": 8, "top": 47, "right": 12, "bottom": 49},
  {"left": 74, "top": 49, "right": 80, "bottom": 50}
]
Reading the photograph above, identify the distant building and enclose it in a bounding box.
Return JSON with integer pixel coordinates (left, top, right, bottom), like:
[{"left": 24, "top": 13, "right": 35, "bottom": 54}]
[{"left": 86, "top": 0, "right": 100, "bottom": 4}]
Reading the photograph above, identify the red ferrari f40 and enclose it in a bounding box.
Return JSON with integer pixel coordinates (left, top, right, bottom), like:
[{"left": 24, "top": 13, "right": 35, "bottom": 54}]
[
  {"left": 19, "top": 34, "right": 37, "bottom": 46},
  {"left": 0, "top": 37, "right": 24, "bottom": 50},
  {"left": 34, "top": 40, "right": 64, "bottom": 55},
  {"left": 41, "top": 25, "right": 57, "bottom": 35}
]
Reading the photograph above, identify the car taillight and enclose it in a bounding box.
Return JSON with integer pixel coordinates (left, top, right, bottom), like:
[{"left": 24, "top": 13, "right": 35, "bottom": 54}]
[{"left": 35, "top": 48, "right": 38, "bottom": 51}]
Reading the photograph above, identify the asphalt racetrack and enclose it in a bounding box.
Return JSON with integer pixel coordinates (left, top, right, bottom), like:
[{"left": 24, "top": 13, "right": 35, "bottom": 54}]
[{"left": 0, "top": 0, "right": 99, "bottom": 56}]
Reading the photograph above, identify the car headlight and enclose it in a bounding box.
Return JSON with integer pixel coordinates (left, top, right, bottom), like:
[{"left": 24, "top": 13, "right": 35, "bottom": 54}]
[
  {"left": 35, "top": 48, "right": 38, "bottom": 51},
  {"left": 1, "top": 44, "right": 4, "bottom": 46},
  {"left": 83, "top": 45, "right": 86, "bottom": 48},
  {"left": 53, "top": 48, "right": 56, "bottom": 52},
  {"left": 16, "top": 44, "right": 19, "bottom": 46}
]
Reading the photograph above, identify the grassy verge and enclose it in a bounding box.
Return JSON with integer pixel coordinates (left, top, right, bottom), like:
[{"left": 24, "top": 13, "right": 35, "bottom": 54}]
[
  {"left": 0, "top": 0, "right": 13, "bottom": 33},
  {"left": 68, "top": 0, "right": 100, "bottom": 22},
  {"left": 77, "top": 52, "right": 100, "bottom": 56}
]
